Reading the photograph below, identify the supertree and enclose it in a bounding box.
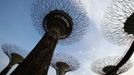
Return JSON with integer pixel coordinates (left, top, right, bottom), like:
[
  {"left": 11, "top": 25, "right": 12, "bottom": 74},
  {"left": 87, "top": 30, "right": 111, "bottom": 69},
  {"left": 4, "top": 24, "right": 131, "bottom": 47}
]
[
  {"left": 11, "top": 0, "right": 89, "bottom": 75},
  {"left": 0, "top": 43, "right": 27, "bottom": 75},
  {"left": 99, "top": 0, "right": 134, "bottom": 74},
  {"left": 51, "top": 53, "right": 80, "bottom": 75},
  {"left": 91, "top": 56, "right": 133, "bottom": 75}
]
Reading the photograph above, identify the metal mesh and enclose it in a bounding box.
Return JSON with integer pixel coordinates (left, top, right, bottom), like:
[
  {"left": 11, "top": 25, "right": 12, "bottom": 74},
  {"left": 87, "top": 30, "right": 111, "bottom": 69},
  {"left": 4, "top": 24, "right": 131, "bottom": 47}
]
[
  {"left": 31, "top": 0, "right": 90, "bottom": 45},
  {"left": 51, "top": 53, "right": 80, "bottom": 72},
  {"left": 1, "top": 43, "right": 28, "bottom": 58},
  {"left": 101, "top": 0, "right": 134, "bottom": 45},
  {"left": 91, "top": 56, "right": 133, "bottom": 75}
]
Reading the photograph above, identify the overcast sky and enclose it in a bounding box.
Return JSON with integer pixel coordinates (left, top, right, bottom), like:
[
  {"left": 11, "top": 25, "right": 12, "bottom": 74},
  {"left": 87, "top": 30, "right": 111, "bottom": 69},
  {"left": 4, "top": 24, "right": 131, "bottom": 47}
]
[{"left": 0, "top": 0, "right": 133, "bottom": 75}]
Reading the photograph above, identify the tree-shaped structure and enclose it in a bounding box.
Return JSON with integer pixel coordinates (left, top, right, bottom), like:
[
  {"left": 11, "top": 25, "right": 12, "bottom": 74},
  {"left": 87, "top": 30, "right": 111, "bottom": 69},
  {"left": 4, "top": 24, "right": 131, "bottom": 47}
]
[
  {"left": 91, "top": 56, "right": 133, "bottom": 75},
  {"left": 99, "top": 0, "right": 134, "bottom": 74},
  {"left": 11, "top": 0, "right": 89, "bottom": 75},
  {"left": 0, "top": 43, "right": 27, "bottom": 75},
  {"left": 32, "top": 0, "right": 89, "bottom": 44},
  {"left": 51, "top": 53, "right": 80, "bottom": 75}
]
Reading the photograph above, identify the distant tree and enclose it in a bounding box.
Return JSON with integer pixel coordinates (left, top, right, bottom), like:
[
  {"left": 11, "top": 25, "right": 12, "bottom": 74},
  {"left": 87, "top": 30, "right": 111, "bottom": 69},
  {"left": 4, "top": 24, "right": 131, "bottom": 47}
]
[
  {"left": 100, "top": 0, "right": 134, "bottom": 74},
  {"left": 0, "top": 43, "right": 28, "bottom": 75},
  {"left": 91, "top": 56, "right": 133, "bottom": 75},
  {"left": 11, "top": 0, "right": 89, "bottom": 75},
  {"left": 51, "top": 53, "right": 80, "bottom": 75}
]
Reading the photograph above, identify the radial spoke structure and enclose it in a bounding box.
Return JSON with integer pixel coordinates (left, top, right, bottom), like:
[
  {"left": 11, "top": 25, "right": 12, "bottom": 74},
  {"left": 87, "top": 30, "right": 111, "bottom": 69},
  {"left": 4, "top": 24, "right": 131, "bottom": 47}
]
[
  {"left": 91, "top": 56, "right": 133, "bottom": 75},
  {"left": 0, "top": 43, "right": 27, "bottom": 75},
  {"left": 11, "top": 0, "right": 89, "bottom": 75},
  {"left": 100, "top": 0, "right": 134, "bottom": 74},
  {"left": 51, "top": 53, "right": 80, "bottom": 75}
]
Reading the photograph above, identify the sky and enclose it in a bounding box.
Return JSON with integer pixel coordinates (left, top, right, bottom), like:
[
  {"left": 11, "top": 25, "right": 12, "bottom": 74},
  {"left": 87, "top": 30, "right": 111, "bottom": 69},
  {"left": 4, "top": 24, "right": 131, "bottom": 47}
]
[{"left": 0, "top": 0, "right": 133, "bottom": 75}]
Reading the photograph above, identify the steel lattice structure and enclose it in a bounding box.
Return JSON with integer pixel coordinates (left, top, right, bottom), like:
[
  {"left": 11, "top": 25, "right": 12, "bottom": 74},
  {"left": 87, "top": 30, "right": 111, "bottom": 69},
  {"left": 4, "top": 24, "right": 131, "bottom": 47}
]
[
  {"left": 11, "top": 0, "right": 89, "bottom": 75},
  {"left": 91, "top": 56, "right": 133, "bottom": 75},
  {"left": 0, "top": 43, "right": 27, "bottom": 75},
  {"left": 51, "top": 53, "right": 80, "bottom": 75},
  {"left": 101, "top": 0, "right": 134, "bottom": 45}
]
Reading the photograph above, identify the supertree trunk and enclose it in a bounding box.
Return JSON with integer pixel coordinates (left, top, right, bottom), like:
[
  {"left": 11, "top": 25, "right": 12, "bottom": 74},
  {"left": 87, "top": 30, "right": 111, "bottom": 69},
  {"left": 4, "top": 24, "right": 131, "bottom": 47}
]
[
  {"left": 99, "top": 0, "right": 134, "bottom": 74},
  {"left": 0, "top": 43, "right": 27, "bottom": 75},
  {"left": 51, "top": 53, "right": 80, "bottom": 75},
  {"left": 56, "top": 70, "right": 65, "bottom": 75},
  {"left": 105, "top": 42, "right": 134, "bottom": 75},
  {"left": 0, "top": 65, "right": 11, "bottom": 75},
  {"left": 11, "top": 0, "right": 89, "bottom": 74},
  {"left": 11, "top": 30, "right": 58, "bottom": 75},
  {"left": 91, "top": 56, "right": 132, "bottom": 75}
]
